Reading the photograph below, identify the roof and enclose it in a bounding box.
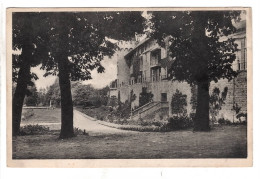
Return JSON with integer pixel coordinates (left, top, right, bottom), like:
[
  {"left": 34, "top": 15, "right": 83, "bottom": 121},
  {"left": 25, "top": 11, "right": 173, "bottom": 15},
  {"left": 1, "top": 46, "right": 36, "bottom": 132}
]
[{"left": 124, "top": 38, "right": 151, "bottom": 59}]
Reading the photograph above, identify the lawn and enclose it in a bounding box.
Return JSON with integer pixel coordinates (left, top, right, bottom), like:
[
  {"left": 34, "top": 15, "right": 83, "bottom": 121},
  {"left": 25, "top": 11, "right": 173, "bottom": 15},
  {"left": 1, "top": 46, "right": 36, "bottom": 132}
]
[
  {"left": 21, "top": 108, "right": 61, "bottom": 130},
  {"left": 13, "top": 125, "right": 247, "bottom": 159}
]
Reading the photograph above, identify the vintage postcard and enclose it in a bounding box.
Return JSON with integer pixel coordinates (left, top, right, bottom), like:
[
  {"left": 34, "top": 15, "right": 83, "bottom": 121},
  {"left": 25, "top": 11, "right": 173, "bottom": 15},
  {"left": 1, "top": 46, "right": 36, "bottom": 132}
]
[{"left": 6, "top": 7, "right": 252, "bottom": 167}]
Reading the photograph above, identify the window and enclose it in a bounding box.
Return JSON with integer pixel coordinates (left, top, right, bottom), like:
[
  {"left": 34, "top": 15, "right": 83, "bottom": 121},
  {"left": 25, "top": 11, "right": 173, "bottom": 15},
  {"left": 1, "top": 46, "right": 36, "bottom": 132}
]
[
  {"left": 161, "top": 93, "right": 167, "bottom": 102},
  {"left": 234, "top": 37, "right": 247, "bottom": 71},
  {"left": 141, "top": 46, "right": 144, "bottom": 53},
  {"left": 237, "top": 60, "right": 241, "bottom": 71},
  {"left": 140, "top": 56, "right": 143, "bottom": 71},
  {"left": 151, "top": 49, "right": 161, "bottom": 66}
]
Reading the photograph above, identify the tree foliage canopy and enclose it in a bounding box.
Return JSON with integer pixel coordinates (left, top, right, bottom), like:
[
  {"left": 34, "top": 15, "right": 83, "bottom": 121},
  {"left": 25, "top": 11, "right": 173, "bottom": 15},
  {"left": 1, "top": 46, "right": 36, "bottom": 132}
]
[
  {"left": 149, "top": 11, "right": 242, "bottom": 84},
  {"left": 13, "top": 11, "right": 145, "bottom": 82},
  {"left": 12, "top": 12, "right": 48, "bottom": 83},
  {"left": 35, "top": 12, "right": 145, "bottom": 81}
]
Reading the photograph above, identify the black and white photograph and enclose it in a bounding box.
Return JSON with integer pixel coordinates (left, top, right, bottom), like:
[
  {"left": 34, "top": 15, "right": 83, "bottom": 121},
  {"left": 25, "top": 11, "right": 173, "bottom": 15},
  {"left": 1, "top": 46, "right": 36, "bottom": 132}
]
[{"left": 6, "top": 8, "right": 252, "bottom": 167}]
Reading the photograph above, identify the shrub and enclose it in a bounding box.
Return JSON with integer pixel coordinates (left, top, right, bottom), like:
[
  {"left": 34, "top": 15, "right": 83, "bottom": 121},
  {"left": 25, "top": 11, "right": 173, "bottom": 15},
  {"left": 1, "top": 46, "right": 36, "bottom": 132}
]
[
  {"left": 171, "top": 90, "right": 187, "bottom": 116},
  {"left": 113, "top": 100, "right": 132, "bottom": 119},
  {"left": 97, "top": 114, "right": 105, "bottom": 121},
  {"left": 19, "top": 125, "right": 49, "bottom": 135},
  {"left": 190, "top": 113, "right": 196, "bottom": 121},
  {"left": 225, "top": 120, "right": 232, "bottom": 125},
  {"left": 236, "top": 112, "right": 247, "bottom": 123},
  {"left": 118, "top": 124, "right": 169, "bottom": 132},
  {"left": 209, "top": 87, "right": 228, "bottom": 122},
  {"left": 74, "top": 127, "right": 88, "bottom": 136},
  {"left": 241, "top": 121, "right": 247, "bottom": 125},
  {"left": 218, "top": 118, "right": 225, "bottom": 125},
  {"left": 218, "top": 118, "right": 232, "bottom": 125},
  {"left": 167, "top": 116, "right": 193, "bottom": 130}
]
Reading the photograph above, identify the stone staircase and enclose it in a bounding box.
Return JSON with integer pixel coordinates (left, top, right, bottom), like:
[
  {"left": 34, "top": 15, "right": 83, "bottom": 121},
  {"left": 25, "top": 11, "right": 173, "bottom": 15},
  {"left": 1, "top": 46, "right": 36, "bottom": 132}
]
[{"left": 131, "top": 101, "right": 169, "bottom": 120}]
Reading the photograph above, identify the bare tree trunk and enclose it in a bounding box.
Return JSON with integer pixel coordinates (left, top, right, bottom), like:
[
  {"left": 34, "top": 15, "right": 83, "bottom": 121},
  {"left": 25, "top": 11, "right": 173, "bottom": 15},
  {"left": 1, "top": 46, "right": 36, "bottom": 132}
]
[
  {"left": 12, "top": 51, "right": 32, "bottom": 136},
  {"left": 58, "top": 56, "right": 74, "bottom": 139},
  {"left": 194, "top": 79, "right": 210, "bottom": 131}
]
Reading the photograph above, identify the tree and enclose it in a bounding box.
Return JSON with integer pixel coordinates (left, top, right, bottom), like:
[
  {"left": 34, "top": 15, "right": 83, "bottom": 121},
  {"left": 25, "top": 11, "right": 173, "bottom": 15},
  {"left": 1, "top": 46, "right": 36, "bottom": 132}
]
[
  {"left": 72, "top": 83, "right": 109, "bottom": 107},
  {"left": 149, "top": 11, "right": 241, "bottom": 131},
  {"left": 44, "top": 78, "right": 61, "bottom": 107},
  {"left": 12, "top": 13, "right": 49, "bottom": 136},
  {"left": 38, "top": 12, "right": 145, "bottom": 138},
  {"left": 24, "top": 84, "right": 39, "bottom": 106},
  {"left": 37, "top": 87, "right": 48, "bottom": 106}
]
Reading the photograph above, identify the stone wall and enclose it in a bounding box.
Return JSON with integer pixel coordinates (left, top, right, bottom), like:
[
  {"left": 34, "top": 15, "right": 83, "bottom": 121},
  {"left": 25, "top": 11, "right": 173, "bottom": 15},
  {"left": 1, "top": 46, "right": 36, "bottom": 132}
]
[
  {"left": 149, "top": 80, "right": 192, "bottom": 116},
  {"left": 119, "top": 80, "right": 193, "bottom": 117},
  {"left": 118, "top": 70, "right": 247, "bottom": 122},
  {"left": 210, "top": 71, "right": 247, "bottom": 122}
]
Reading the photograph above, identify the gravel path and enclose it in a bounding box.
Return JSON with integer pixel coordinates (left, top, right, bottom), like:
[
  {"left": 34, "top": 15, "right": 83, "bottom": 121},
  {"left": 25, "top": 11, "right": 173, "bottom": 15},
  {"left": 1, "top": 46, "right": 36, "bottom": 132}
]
[{"left": 73, "top": 110, "right": 136, "bottom": 135}]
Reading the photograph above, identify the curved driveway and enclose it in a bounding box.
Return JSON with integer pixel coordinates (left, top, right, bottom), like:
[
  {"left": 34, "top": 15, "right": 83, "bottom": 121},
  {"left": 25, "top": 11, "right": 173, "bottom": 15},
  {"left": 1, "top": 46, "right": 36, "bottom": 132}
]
[{"left": 73, "top": 110, "right": 136, "bottom": 135}]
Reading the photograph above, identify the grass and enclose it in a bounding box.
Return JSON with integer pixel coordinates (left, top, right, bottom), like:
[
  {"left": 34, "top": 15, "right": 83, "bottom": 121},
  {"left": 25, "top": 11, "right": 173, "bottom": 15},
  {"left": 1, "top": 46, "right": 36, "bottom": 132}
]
[
  {"left": 21, "top": 108, "right": 61, "bottom": 130},
  {"left": 22, "top": 108, "right": 61, "bottom": 123},
  {"left": 13, "top": 125, "right": 247, "bottom": 159}
]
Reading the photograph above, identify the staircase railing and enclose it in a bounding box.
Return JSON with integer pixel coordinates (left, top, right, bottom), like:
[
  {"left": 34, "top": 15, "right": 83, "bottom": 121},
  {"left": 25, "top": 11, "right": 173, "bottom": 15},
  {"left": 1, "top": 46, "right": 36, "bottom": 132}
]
[{"left": 131, "top": 101, "right": 169, "bottom": 120}]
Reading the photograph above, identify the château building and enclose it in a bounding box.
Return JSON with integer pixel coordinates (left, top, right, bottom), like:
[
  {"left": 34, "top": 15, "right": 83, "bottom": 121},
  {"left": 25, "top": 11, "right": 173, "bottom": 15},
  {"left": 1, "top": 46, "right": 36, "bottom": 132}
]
[{"left": 110, "top": 20, "right": 247, "bottom": 122}]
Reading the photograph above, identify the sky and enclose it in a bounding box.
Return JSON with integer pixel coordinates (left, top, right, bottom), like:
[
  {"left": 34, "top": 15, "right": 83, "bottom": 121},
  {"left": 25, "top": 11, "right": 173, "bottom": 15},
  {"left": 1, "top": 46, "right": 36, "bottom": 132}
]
[{"left": 32, "top": 55, "right": 117, "bottom": 90}]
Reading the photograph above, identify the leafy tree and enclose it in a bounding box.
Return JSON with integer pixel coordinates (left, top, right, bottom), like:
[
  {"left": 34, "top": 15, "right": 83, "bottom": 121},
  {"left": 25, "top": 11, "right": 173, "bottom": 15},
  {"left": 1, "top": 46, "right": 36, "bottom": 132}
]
[
  {"left": 98, "top": 86, "right": 110, "bottom": 106},
  {"left": 38, "top": 12, "right": 145, "bottom": 138},
  {"left": 72, "top": 84, "right": 93, "bottom": 106},
  {"left": 44, "top": 78, "right": 61, "bottom": 107},
  {"left": 150, "top": 11, "right": 241, "bottom": 131},
  {"left": 24, "top": 84, "right": 39, "bottom": 106},
  {"left": 37, "top": 87, "right": 48, "bottom": 106},
  {"left": 139, "top": 87, "right": 153, "bottom": 107},
  {"left": 12, "top": 13, "right": 48, "bottom": 136},
  {"left": 72, "top": 83, "right": 109, "bottom": 107}
]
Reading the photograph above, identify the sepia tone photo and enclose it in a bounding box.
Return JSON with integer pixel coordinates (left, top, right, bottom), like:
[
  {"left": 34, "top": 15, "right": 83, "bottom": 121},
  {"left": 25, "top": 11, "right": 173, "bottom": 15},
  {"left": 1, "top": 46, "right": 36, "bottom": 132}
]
[{"left": 7, "top": 8, "right": 252, "bottom": 167}]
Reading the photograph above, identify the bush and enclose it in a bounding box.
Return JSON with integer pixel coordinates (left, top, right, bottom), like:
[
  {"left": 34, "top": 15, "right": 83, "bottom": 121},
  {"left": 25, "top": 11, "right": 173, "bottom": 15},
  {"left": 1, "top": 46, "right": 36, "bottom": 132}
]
[
  {"left": 19, "top": 125, "right": 49, "bottom": 135},
  {"left": 218, "top": 118, "right": 232, "bottom": 125},
  {"left": 236, "top": 112, "right": 247, "bottom": 123},
  {"left": 74, "top": 127, "right": 88, "bottom": 136},
  {"left": 171, "top": 89, "right": 187, "bottom": 116},
  {"left": 190, "top": 113, "right": 196, "bottom": 121},
  {"left": 209, "top": 87, "right": 228, "bottom": 122},
  {"left": 218, "top": 118, "right": 225, "bottom": 125},
  {"left": 97, "top": 113, "right": 105, "bottom": 121},
  {"left": 167, "top": 116, "right": 193, "bottom": 130},
  {"left": 118, "top": 124, "right": 169, "bottom": 132}
]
